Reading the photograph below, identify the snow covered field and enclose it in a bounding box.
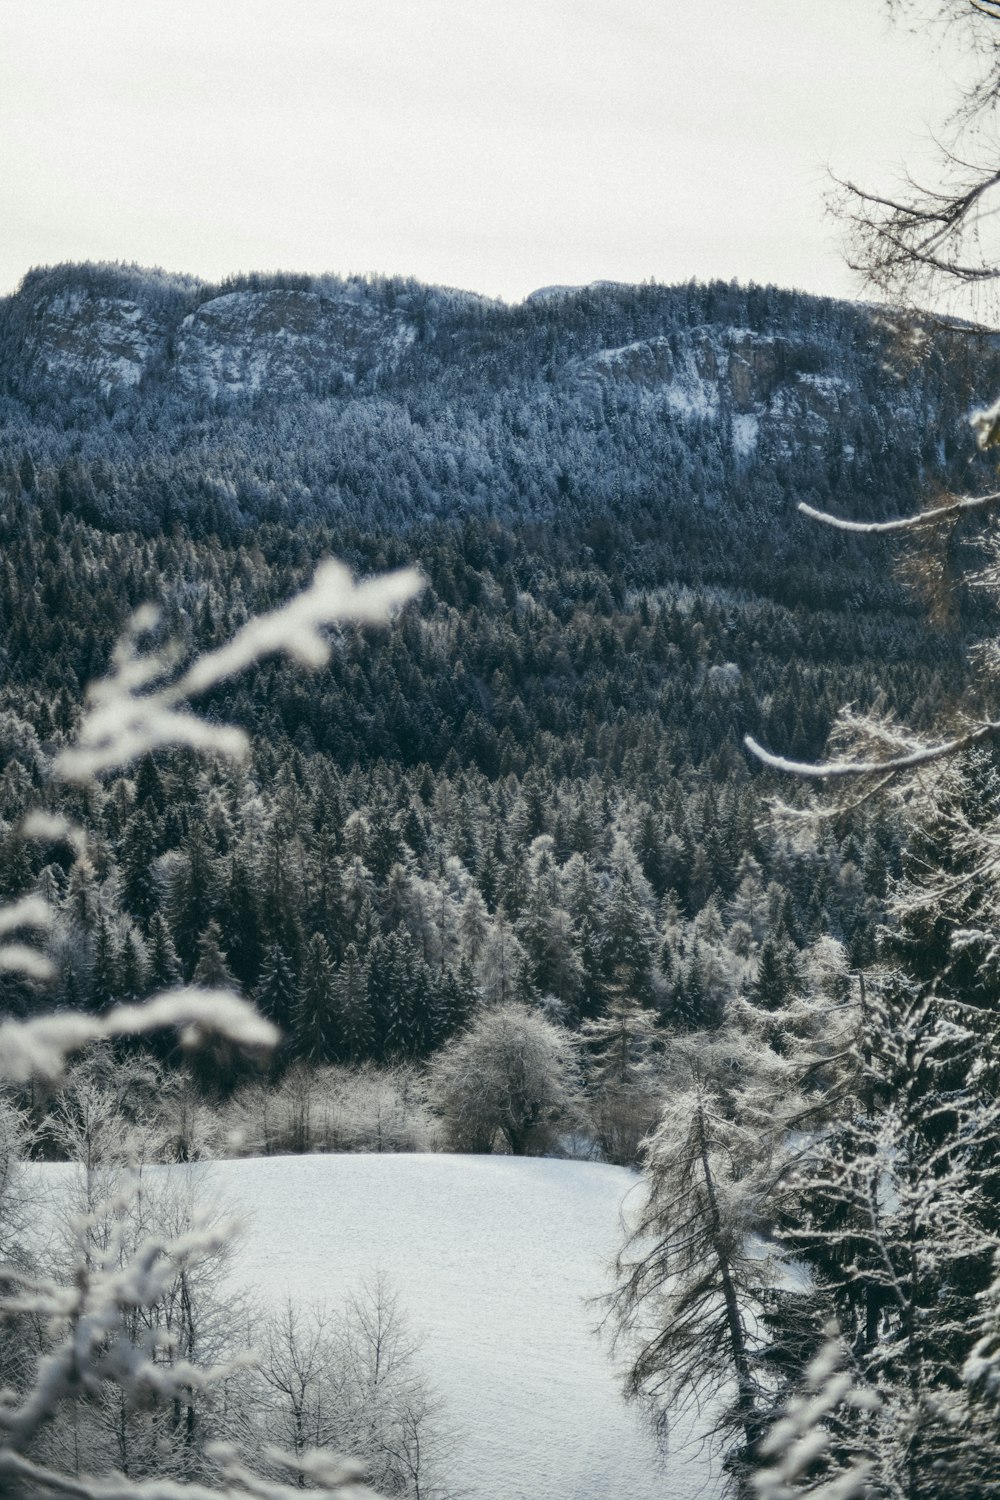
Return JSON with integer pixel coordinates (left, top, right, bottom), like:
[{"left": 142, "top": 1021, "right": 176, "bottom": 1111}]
[
  {"left": 28, "top": 1153, "right": 717, "bottom": 1499},
  {"left": 217, "top": 1152, "right": 718, "bottom": 1500}
]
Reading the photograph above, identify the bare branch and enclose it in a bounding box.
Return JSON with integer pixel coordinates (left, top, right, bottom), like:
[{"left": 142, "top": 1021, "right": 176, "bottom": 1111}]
[
  {"left": 0, "top": 989, "right": 279, "bottom": 1084},
  {"left": 798, "top": 490, "right": 1000, "bottom": 534},
  {"left": 744, "top": 721, "right": 1000, "bottom": 780}
]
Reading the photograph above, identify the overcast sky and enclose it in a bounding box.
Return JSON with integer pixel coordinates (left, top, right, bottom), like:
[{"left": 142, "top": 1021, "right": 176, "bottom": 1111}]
[{"left": 0, "top": 0, "right": 968, "bottom": 305}]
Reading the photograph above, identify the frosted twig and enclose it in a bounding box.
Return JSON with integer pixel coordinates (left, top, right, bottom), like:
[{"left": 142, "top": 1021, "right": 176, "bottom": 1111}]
[
  {"left": 753, "top": 1333, "right": 877, "bottom": 1500},
  {"left": 57, "top": 561, "right": 423, "bottom": 782},
  {"left": 798, "top": 490, "right": 1000, "bottom": 534},
  {"left": 19, "top": 811, "right": 89, "bottom": 856},
  {"left": 0, "top": 988, "right": 279, "bottom": 1083},
  {"left": 744, "top": 722, "right": 1000, "bottom": 779},
  {"left": 0, "top": 555, "right": 417, "bottom": 1500},
  {"left": 971, "top": 395, "right": 1000, "bottom": 450},
  {"left": 0, "top": 1447, "right": 377, "bottom": 1498},
  {"left": 0, "top": 895, "right": 53, "bottom": 938}
]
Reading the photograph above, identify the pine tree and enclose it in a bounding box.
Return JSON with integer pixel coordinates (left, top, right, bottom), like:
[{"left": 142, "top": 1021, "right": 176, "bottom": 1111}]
[
  {"left": 292, "top": 932, "right": 338, "bottom": 1062},
  {"left": 192, "top": 920, "right": 238, "bottom": 992},
  {"left": 118, "top": 807, "right": 161, "bottom": 932},
  {"left": 581, "top": 977, "right": 662, "bottom": 1165},
  {"left": 147, "top": 910, "right": 182, "bottom": 991},
  {"left": 168, "top": 823, "right": 219, "bottom": 976},
  {"left": 333, "top": 943, "right": 373, "bottom": 1061},
  {"left": 215, "top": 848, "right": 264, "bottom": 992},
  {"left": 88, "top": 911, "right": 120, "bottom": 1013},
  {"left": 118, "top": 925, "right": 150, "bottom": 1001},
  {"left": 602, "top": 871, "right": 656, "bottom": 1006},
  {"left": 255, "top": 942, "right": 298, "bottom": 1037},
  {"left": 750, "top": 932, "right": 799, "bottom": 1013}
]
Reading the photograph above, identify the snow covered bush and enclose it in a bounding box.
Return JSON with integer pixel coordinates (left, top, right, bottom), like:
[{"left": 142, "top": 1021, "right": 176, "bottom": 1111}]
[
  {"left": 428, "top": 1002, "right": 582, "bottom": 1155},
  {"left": 220, "top": 1063, "right": 438, "bottom": 1157}
]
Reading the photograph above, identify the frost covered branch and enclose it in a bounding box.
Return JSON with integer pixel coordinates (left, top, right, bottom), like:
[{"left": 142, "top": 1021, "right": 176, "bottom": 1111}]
[
  {"left": 752, "top": 1335, "right": 876, "bottom": 1500},
  {"left": 58, "top": 561, "right": 423, "bottom": 782},
  {"left": 0, "top": 1442, "right": 378, "bottom": 1498},
  {"left": 798, "top": 488, "right": 1000, "bottom": 534},
  {"left": 744, "top": 720, "right": 1000, "bottom": 780},
  {"left": 0, "top": 989, "right": 279, "bottom": 1084},
  {"left": 0, "top": 553, "right": 424, "bottom": 1500}
]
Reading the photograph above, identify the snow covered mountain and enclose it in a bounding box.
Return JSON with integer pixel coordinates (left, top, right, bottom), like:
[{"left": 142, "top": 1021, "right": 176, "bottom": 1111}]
[{"left": 0, "top": 261, "right": 994, "bottom": 535}]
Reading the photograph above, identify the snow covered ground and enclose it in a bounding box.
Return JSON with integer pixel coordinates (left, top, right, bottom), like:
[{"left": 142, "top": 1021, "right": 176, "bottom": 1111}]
[
  {"left": 217, "top": 1152, "right": 719, "bottom": 1500},
  {"left": 27, "top": 1153, "right": 719, "bottom": 1499}
]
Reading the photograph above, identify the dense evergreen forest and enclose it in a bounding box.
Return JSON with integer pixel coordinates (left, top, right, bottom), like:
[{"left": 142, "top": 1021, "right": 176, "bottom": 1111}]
[{"left": 0, "top": 266, "right": 992, "bottom": 1109}]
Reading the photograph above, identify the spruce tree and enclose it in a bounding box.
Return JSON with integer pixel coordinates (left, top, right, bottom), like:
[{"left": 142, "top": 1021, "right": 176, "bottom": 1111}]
[
  {"left": 147, "top": 910, "right": 182, "bottom": 991},
  {"left": 89, "top": 911, "right": 120, "bottom": 1013},
  {"left": 118, "top": 807, "right": 160, "bottom": 932},
  {"left": 333, "top": 943, "right": 373, "bottom": 1062},
  {"left": 255, "top": 942, "right": 298, "bottom": 1037},
  {"left": 774, "top": 973, "right": 1000, "bottom": 1499},
  {"left": 192, "top": 920, "right": 238, "bottom": 992},
  {"left": 292, "top": 932, "right": 338, "bottom": 1062}
]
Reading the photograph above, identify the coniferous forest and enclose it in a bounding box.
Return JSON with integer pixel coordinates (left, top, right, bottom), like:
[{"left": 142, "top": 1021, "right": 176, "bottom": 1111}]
[{"left": 0, "top": 269, "right": 991, "bottom": 1076}]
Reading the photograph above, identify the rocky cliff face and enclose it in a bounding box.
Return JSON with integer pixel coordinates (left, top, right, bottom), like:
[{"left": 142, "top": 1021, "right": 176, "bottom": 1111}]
[
  {"left": 172, "top": 288, "right": 415, "bottom": 398},
  {"left": 573, "top": 324, "right": 885, "bottom": 460},
  {"left": 4, "top": 275, "right": 418, "bottom": 400},
  {"left": 15, "top": 286, "right": 170, "bottom": 396}
]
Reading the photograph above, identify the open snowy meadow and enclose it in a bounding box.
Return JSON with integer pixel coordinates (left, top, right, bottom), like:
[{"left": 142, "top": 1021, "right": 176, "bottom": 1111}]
[
  {"left": 28, "top": 1152, "right": 719, "bottom": 1497},
  {"left": 217, "top": 1153, "right": 716, "bottom": 1500}
]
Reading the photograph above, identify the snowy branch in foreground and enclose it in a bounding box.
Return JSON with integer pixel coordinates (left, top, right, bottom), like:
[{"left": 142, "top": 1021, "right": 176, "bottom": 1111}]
[
  {"left": 0, "top": 893, "right": 57, "bottom": 980},
  {"left": 971, "top": 394, "right": 1000, "bottom": 451},
  {"left": 0, "top": 1212, "right": 240, "bottom": 1453},
  {"left": 798, "top": 490, "right": 1000, "bottom": 535},
  {"left": 744, "top": 720, "right": 1000, "bottom": 780},
  {"left": 753, "top": 1337, "right": 877, "bottom": 1500},
  {"left": 57, "top": 561, "right": 424, "bottom": 782},
  {"left": 0, "top": 1449, "right": 379, "bottom": 1499},
  {"left": 19, "top": 810, "right": 89, "bottom": 856},
  {"left": 0, "top": 989, "right": 279, "bottom": 1083},
  {"left": 0, "top": 557, "right": 419, "bottom": 1500}
]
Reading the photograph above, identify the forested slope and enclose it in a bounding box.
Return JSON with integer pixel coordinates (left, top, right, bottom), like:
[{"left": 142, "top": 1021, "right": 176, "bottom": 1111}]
[{"left": 0, "top": 264, "right": 990, "bottom": 1088}]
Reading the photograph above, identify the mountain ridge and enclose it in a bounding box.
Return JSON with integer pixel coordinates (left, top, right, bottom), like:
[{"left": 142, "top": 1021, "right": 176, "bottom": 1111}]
[{"left": 1, "top": 260, "right": 997, "bottom": 543}]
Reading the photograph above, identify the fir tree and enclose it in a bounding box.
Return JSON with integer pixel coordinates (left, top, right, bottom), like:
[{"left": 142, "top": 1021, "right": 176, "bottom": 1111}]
[
  {"left": 192, "top": 920, "right": 238, "bottom": 992},
  {"left": 333, "top": 943, "right": 373, "bottom": 1062},
  {"left": 292, "top": 932, "right": 338, "bottom": 1062},
  {"left": 118, "top": 807, "right": 161, "bottom": 933},
  {"left": 147, "top": 910, "right": 183, "bottom": 991},
  {"left": 255, "top": 942, "right": 298, "bottom": 1037}
]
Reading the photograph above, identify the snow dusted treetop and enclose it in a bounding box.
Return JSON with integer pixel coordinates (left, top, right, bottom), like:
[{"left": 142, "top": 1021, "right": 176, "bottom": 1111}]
[{"left": 0, "top": 555, "right": 422, "bottom": 1500}]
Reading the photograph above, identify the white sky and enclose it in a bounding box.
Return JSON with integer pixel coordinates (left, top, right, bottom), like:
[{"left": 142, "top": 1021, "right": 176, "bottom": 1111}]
[{"left": 0, "top": 0, "right": 970, "bottom": 304}]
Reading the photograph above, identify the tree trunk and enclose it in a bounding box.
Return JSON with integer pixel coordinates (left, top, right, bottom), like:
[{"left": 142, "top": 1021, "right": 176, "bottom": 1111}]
[{"left": 695, "top": 1104, "right": 760, "bottom": 1460}]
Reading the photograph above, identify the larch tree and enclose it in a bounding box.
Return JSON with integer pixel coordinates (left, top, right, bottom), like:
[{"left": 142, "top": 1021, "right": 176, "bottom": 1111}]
[
  {"left": 610, "top": 1030, "right": 798, "bottom": 1494},
  {"left": 735, "top": 5, "right": 1000, "bottom": 1492}
]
